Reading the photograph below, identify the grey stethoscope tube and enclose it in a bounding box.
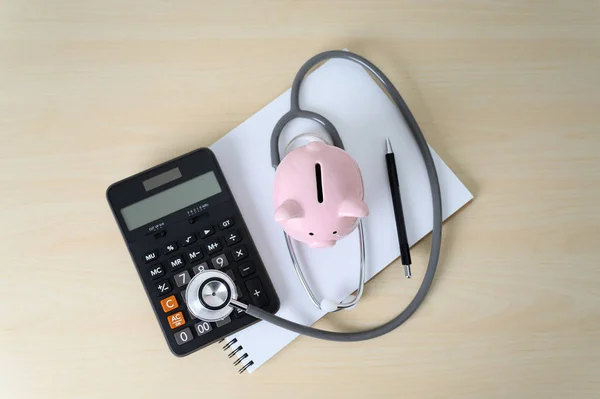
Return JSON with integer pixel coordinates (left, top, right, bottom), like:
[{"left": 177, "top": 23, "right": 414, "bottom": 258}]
[{"left": 191, "top": 50, "right": 443, "bottom": 342}]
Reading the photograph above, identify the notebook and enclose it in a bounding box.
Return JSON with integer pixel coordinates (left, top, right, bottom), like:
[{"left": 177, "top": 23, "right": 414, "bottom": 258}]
[{"left": 209, "top": 54, "right": 473, "bottom": 373}]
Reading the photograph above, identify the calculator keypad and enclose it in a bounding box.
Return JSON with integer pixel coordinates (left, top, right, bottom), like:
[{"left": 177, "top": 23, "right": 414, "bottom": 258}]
[
  {"left": 245, "top": 278, "right": 269, "bottom": 307},
  {"left": 219, "top": 218, "right": 234, "bottom": 229},
  {"left": 185, "top": 247, "right": 203, "bottom": 263},
  {"left": 225, "top": 230, "right": 241, "bottom": 246},
  {"left": 168, "top": 256, "right": 185, "bottom": 270},
  {"left": 160, "top": 295, "right": 179, "bottom": 313},
  {"left": 138, "top": 214, "right": 278, "bottom": 356},
  {"left": 224, "top": 269, "right": 236, "bottom": 282},
  {"left": 199, "top": 227, "right": 215, "bottom": 238},
  {"left": 182, "top": 234, "right": 196, "bottom": 246},
  {"left": 215, "top": 316, "right": 231, "bottom": 328},
  {"left": 107, "top": 148, "right": 281, "bottom": 356},
  {"left": 238, "top": 262, "right": 255, "bottom": 278},
  {"left": 205, "top": 239, "right": 221, "bottom": 254},
  {"left": 155, "top": 280, "right": 171, "bottom": 296},
  {"left": 174, "top": 270, "right": 191, "bottom": 287},
  {"left": 192, "top": 262, "right": 209, "bottom": 275},
  {"left": 174, "top": 328, "right": 193, "bottom": 345},
  {"left": 163, "top": 242, "right": 178, "bottom": 255},
  {"left": 211, "top": 254, "right": 229, "bottom": 269},
  {"left": 194, "top": 321, "right": 212, "bottom": 336},
  {"left": 149, "top": 264, "right": 165, "bottom": 279},
  {"left": 168, "top": 312, "right": 186, "bottom": 329},
  {"left": 144, "top": 250, "right": 159, "bottom": 263},
  {"left": 231, "top": 245, "right": 248, "bottom": 261}
]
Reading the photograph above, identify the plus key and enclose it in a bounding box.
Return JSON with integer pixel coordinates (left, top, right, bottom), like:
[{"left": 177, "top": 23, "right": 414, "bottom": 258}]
[{"left": 245, "top": 278, "right": 268, "bottom": 307}]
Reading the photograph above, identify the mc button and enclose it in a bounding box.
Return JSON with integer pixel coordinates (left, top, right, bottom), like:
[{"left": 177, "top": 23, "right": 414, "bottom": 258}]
[{"left": 148, "top": 264, "right": 165, "bottom": 280}]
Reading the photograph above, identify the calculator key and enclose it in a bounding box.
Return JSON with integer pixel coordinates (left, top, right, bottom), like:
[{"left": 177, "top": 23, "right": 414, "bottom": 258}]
[
  {"left": 232, "top": 307, "right": 245, "bottom": 319},
  {"left": 236, "top": 285, "right": 244, "bottom": 299},
  {"left": 163, "top": 242, "right": 178, "bottom": 255},
  {"left": 167, "top": 311, "right": 186, "bottom": 329},
  {"left": 238, "top": 262, "right": 255, "bottom": 278},
  {"left": 225, "top": 269, "right": 236, "bottom": 282},
  {"left": 205, "top": 239, "right": 222, "bottom": 255},
  {"left": 174, "top": 271, "right": 191, "bottom": 287},
  {"left": 182, "top": 234, "right": 197, "bottom": 247},
  {"left": 155, "top": 280, "right": 172, "bottom": 296},
  {"left": 154, "top": 230, "right": 166, "bottom": 238},
  {"left": 199, "top": 226, "right": 215, "bottom": 238},
  {"left": 231, "top": 245, "right": 248, "bottom": 261},
  {"left": 174, "top": 327, "right": 193, "bottom": 345},
  {"left": 186, "top": 247, "right": 203, "bottom": 263},
  {"left": 215, "top": 316, "right": 231, "bottom": 328},
  {"left": 148, "top": 264, "right": 165, "bottom": 279},
  {"left": 192, "top": 262, "right": 209, "bottom": 275},
  {"left": 168, "top": 255, "right": 185, "bottom": 270},
  {"left": 219, "top": 218, "right": 234, "bottom": 230},
  {"left": 180, "top": 291, "right": 187, "bottom": 303},
  {"left": 225, "top": 230, "right": 241, "bottom": 246},
  {"left": 144, "top": 250, "right": 159, "bottom": 263},
  {"left": 211, "top": 254, "right": 229, "bottom": 269},
  {"left": 160, "top": 295, "right": 179, "bottom": 313},
  {"left": 194, "top": 321, "right": 213, "bottom": 336},
  {"left": 245, "top": 278, "right": 269, "bottom": 307}
]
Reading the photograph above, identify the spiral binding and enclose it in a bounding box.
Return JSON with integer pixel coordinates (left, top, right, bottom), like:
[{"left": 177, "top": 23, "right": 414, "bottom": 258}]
[{"left": 222, "top": 338, "right": 254, "bottom": 374}]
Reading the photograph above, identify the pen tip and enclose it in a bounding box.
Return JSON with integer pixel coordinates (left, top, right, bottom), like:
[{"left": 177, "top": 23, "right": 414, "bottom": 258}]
[
  {"left": 386, "top": 137, "right": 392, "bottom": 154},
  {"left": 403, "top": 264, "right": 412, "bottom": 278}
]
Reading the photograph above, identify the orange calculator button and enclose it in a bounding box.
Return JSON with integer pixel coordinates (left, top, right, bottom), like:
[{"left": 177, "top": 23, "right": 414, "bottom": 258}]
[
  {"left": 160, "top": 295, "right": 179, "bottom": 313},
  {"left": 168, "top": 312, "right": 186, "bottom": 329}
]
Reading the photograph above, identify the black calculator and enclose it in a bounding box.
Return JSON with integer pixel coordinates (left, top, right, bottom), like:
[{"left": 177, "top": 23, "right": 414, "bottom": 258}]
[{"left": 106, "top": 148, "right": 280, "bottom": 356}]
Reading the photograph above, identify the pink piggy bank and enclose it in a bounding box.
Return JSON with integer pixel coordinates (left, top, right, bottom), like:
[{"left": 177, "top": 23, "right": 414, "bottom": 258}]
[{"left": 273, "top": 141, "right": 369, "bottom": 248}]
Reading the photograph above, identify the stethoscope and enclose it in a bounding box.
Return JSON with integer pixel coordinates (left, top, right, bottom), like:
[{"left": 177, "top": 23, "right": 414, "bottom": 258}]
[{"left": 185, "top": 50, "right": 443, "bottom": 342}]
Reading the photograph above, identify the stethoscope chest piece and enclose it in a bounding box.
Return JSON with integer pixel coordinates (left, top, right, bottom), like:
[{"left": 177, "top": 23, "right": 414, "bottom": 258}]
[{"left": 186, "top": 270, "right": 237, "bottom": 322}]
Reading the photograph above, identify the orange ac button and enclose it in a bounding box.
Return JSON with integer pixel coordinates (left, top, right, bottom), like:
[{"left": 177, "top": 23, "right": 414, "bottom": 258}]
[
  {"left": 160, "top": 295, "right": 179, "bottom": 313},
  {"left": 167, "top": 312, "right": 186, "bottom": 330}
]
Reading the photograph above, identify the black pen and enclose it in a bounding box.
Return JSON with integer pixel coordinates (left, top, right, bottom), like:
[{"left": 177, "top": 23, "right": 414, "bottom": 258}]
[{"left": 385, "top": 137, "right": 412, "bottom": 278}]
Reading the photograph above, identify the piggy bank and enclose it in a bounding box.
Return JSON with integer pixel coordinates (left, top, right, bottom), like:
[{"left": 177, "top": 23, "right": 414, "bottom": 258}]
[{"left": 273, "top": 141, "right": 369, "bottom": 248}]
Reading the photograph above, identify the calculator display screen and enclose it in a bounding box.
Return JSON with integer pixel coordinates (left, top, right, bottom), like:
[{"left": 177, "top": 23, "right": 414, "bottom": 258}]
[{"left": 120, "top": 171, "right": 222, "bottom": 231}]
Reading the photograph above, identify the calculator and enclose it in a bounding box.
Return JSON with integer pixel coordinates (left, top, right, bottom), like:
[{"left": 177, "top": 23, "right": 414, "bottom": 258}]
[{"left": 106, "top": 148, "right": 280, "bottom": 356}]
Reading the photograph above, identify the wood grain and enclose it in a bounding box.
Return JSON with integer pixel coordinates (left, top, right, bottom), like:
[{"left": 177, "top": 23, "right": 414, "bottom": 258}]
[{"left": 1, "top": 1, "right": 599, "bottom": 398}]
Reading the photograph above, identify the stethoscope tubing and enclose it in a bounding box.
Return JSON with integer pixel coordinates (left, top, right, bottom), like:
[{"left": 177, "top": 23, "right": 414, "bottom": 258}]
[
  {"left": 190, "top": 50, "right": 443, "bottom": 343},
  {"left": 251, "top": 50, "right": 443, "bottom": 342}
]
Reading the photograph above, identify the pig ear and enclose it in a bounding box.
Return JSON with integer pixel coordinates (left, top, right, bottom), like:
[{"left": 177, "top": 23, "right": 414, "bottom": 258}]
[
  {"left": 274, "top": 199, "right": 304, "bottom": 222},
  {"left": 338, "top": 198, "right": 369, "bottom": 218}
]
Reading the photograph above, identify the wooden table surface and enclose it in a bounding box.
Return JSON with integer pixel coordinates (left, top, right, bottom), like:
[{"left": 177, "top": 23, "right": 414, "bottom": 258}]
[{"left": 1, "top": 1, "right": 599, "bottom": 398}]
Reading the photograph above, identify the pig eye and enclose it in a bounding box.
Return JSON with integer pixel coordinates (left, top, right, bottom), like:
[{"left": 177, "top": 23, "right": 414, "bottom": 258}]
[
  {"left": 332, "top": 231, "right": 338, "bottom": 234},
  {"left": 309, "top": 232, "right": 314, "bottom": 236}
]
